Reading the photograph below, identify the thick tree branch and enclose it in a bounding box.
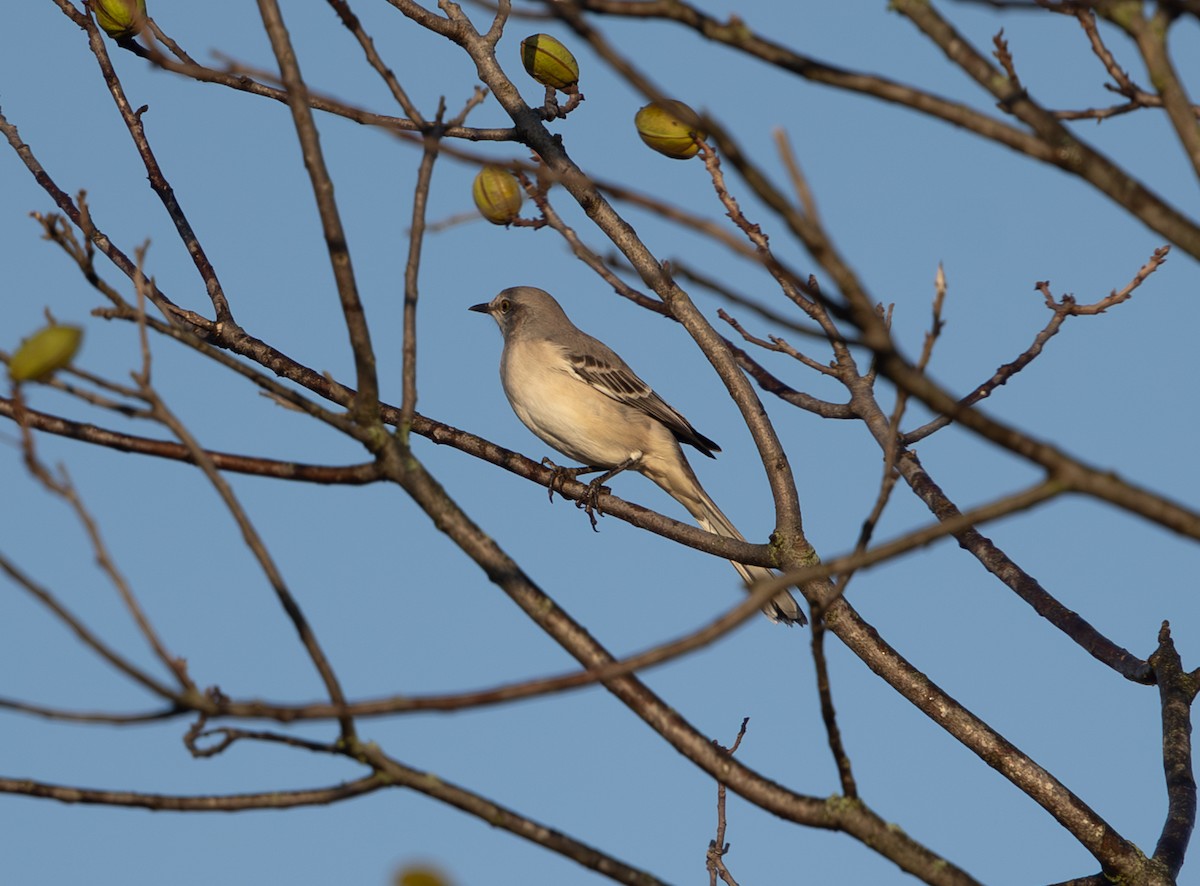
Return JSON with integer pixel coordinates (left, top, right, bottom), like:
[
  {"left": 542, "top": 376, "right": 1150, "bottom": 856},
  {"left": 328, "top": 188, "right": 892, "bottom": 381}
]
[
  {"left": 367, "top": 430, "right": 980, "bottom": 885},
  {"left": 560, "top": 0, "right": 1200, "bottom": 258},
  {"left": 1150, "top": 623, "right": 1198, "bottom": 877},
  {"left": 441, "top": 3, "right": 809, "bottom": 550},
  {"left": 891, "top": 0, "right": 1200, "bottom": 258}
]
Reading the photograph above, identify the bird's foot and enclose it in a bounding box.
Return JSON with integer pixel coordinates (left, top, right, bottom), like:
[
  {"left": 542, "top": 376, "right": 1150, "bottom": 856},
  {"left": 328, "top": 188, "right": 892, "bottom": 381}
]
[
  {"left": 573, "top": 453, "right": 641, "bottom": 532},
  {"left": 577, "top": 476, "right": 612, "bottom": 531},
  {"left": 541, "top": 457, "right": 600, "bottom": 503}
]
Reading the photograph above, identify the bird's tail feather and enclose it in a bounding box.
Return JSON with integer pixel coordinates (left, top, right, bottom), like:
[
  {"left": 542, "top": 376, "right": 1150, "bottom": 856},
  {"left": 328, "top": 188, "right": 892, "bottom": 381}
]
[{"left": 668, "top": 474, "right": 806, "bottom": 626}]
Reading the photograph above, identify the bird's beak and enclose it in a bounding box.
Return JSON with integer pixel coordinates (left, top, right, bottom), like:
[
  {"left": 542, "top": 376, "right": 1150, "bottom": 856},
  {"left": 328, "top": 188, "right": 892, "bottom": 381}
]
[{"left": 468, "top": 302, "right": 491, "bottom": 314}]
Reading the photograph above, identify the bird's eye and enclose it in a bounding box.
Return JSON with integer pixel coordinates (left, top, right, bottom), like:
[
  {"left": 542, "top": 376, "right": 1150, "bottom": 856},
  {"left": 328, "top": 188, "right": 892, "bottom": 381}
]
[{"left": 498, "top": 298, "right": 511, "bottom": 314}]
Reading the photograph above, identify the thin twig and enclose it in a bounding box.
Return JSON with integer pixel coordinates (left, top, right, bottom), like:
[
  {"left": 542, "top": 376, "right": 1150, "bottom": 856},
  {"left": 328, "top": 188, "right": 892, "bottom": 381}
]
[
  {"left": 669, "top": 259, "right": 829, "bottom": 341},
  {"left": 0, "top": 696, "right": 181, "bottom": 725},
  {"left": 773, "top": 128, "right": 820, "bottom": 223},
  {"left": 198, "top": 473, "right": 1081, "bottom": 724},
  {"left": 903, "top": 246, "right": 1168, "bottom": 445},
  {"left": 399, "top": 100, "right": 446, "bottom": 432},
  {"left": 811, "top": 616, "right": 857, "bottom": 798},
  {"left": 843, "top": 271, "right": 943, "bottom": 594},
  {"left": 326, "top": 0, "right": 427, "bottom": 126},
  {"left": 50, "top": 0, "right": 233, "bottom": 322},
  {"left": 0, "top": 774, "right": 385, "bottom": 811},
  {"left": 257, "top": 0, "right": 381, "bottom": 424},
  {"left": 706, "top": 718, "right": 749, "bottom": 886},
  {"left": 0, "top": 400, "right": 383, "bottom": 482},
  {"left": 718, "top": 309, "right": 837, "bottom": 378},
  {"left": 14, "top": 407, "right": 193, "bottom": 690},
  {"left": 129, "top": 269, "right": 356, "bottom": 739},
  {"left": 350, "top": 740, "right": 670, "bottom": 885},
  {"left": 0, "top": 552, "right": 180, "bottom": 700}
]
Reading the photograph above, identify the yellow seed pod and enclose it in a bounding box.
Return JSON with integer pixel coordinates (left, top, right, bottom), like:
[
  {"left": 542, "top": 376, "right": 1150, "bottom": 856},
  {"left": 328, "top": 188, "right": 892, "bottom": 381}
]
[
  {"left": 472, "top": 166, "right": 524, "bottom": 226},
  {"left": 519, "top": 34, "right": 579, "bottom": 90},
  {"left": 634, "top": 100, "right": 704, "bottom": 160},
  {"left": 93, "top": 0, "right": 147, "bottom": 39},
  {"left": 394, "top": 866, "right": 451, "bottom": 886},
  {"left": 8, "top": 324, "right": 83, "bottom": 382}
]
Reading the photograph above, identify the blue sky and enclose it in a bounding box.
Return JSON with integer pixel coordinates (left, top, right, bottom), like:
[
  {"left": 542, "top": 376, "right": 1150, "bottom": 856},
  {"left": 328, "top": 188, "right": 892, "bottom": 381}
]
[{"left": 2, "top": 3, "right": 1199, "bottom": 884}]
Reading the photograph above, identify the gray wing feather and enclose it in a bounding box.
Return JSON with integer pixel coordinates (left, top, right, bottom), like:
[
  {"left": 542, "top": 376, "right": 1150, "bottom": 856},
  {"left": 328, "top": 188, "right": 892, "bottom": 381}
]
[{"left": 566, "top": 349, "right": 721, "bottom": 458}]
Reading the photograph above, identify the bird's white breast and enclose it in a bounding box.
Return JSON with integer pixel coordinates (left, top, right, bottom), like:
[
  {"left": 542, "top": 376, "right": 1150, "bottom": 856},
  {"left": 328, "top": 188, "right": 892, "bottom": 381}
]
[{"left": 500, "top": 337, "right": 662, "bottom": 467}]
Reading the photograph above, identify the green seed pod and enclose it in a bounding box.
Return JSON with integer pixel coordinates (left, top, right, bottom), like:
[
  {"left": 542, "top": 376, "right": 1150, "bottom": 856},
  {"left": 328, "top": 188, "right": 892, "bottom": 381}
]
[
  {"left": 472, "top": 166, "right": 524, "bottom": 225},
  {"left": 634, "top": 100, "right": 704, "bottom": 160},
  {"left": 94, "top": 0, "right": 147, "bottom": 39},
  {"left": 8, "top": 324, "right": 83, "bottom": 382},
  {"left": 520, "top": 34, "right": 579, "bottom": 90}
]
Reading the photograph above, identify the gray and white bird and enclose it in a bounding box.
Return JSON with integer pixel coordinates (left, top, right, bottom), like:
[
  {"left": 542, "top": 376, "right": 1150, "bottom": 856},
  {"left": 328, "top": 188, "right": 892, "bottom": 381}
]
[{"left": 470, "top": 286, "right": 805, "bottom": 625}]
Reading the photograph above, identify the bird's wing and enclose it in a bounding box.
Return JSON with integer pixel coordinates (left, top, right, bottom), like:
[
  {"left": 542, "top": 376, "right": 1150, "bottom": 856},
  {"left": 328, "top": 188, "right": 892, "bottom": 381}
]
[{"left": 565, "top": 348, "right": 721, "bottom": 457}]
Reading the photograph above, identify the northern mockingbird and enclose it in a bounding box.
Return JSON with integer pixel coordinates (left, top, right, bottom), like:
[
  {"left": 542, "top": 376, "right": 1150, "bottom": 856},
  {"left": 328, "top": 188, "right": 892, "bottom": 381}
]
[{"left": 470, "top": 286, "right": 805, "bottom": 625}]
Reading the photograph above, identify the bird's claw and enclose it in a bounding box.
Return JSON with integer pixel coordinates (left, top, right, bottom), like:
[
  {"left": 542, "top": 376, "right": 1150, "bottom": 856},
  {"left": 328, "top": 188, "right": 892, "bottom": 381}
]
[
  {"left": 541, "top": 457, "right": 569, "bottom": 502},
  {"left": 577, "top": 477, "right": 611, "bottom": 531},
  {"left": 541, "top": 457, "right": 598, "bottom": 505},
  {"left": 539, "top": 456, "right": 627, "bottom": 531}
]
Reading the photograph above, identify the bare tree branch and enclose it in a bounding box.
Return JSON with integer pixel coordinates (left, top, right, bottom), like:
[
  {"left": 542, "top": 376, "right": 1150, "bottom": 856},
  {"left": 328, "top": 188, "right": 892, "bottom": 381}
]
[
  {"left": 0, "top": 774, "right": 386, "bottom": 811},
  {"left": 257, "top": 0, "right": 381, "bottom": 423}
]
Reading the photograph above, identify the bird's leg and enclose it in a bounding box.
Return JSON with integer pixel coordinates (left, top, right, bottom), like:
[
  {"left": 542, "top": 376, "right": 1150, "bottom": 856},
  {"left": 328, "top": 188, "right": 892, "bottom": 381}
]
[
  {"left": 578, "top": 451, "right": 643, "bottom": 531},
  {"left": 541, "top": 457, "right": 603, "bottom": 503}
]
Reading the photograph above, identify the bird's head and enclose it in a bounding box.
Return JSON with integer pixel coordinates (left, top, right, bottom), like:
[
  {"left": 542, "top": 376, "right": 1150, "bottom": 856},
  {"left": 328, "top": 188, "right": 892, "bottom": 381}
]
[{"left": 469, "top": 286, "right": 569, "bottom": 337}]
